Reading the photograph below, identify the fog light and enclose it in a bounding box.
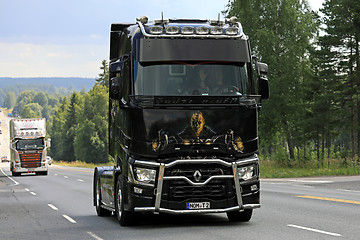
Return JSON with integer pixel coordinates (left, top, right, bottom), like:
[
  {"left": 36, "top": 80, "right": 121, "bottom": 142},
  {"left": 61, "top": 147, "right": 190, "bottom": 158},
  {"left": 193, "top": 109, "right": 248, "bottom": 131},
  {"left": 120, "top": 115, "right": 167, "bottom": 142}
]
[
  {"left": 134, "top": 187, "right": 143, "bottom": 194},
  {"left": 238, "top": 166, "right": 255, "bottom": 181},
  {"left": 134, "top": 167, "right": 156, "bottom": 184}
]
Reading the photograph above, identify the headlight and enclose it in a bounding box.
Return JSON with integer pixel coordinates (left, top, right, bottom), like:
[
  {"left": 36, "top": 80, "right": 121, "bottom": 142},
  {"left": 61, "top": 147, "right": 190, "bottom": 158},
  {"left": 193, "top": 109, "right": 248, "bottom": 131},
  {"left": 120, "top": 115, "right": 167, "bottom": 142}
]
[
  {"left": 238, "top": 166, "right": 255, "bottom": 181},
  {"left": 133, "top": 167, "right": 157, "bottom": 184}
]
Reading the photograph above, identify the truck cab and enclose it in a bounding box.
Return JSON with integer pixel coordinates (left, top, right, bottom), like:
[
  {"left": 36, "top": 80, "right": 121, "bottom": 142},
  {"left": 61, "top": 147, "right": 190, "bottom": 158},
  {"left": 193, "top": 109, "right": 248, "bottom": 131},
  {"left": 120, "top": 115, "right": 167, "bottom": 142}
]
[
  {"left": 94, "top": 15, "right": 269, "bottom": 226},
  {"left": 10, "top": 118, "right": 50, "bottom": 176}
]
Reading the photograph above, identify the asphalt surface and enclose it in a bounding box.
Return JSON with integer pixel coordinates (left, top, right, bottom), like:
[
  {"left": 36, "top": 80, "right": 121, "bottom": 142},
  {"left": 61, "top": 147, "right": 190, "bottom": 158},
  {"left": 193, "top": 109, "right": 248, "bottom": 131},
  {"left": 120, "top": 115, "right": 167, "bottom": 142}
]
[
  {"left": 1, "top": 163, "right": 360, "bottom": 240},
  {"left": 1, "top": 112, "right": 360, "bottom": 239}
]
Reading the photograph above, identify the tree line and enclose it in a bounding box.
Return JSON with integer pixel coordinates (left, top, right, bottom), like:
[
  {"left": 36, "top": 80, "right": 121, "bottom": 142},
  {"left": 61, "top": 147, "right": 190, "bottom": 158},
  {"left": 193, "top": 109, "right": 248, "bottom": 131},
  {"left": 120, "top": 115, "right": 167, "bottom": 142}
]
[{"left": 226, "top": 0, "right": 360, "bottom": 166}]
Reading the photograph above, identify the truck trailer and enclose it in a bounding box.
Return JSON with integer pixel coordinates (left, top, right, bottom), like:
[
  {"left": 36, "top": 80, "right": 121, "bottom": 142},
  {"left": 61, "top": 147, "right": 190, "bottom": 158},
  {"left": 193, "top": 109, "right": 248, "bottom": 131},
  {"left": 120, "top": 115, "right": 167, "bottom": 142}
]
[
  {"left": 10, "top": 118, "right": 50, "bottom": 176},
  {"left": 94, "top": 15, "right": 269, "bottom": 226}
]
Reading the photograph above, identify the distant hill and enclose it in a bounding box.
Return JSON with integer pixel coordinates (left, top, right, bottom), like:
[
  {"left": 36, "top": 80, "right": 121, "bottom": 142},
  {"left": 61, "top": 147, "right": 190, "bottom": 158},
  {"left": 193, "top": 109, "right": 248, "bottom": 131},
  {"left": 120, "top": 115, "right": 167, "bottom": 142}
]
[
  {"left": 0, "top": 77, "right": 96, "bottom": 91},
  {"left": 0, "top": 77, "right": 97, "bottom": 107}
]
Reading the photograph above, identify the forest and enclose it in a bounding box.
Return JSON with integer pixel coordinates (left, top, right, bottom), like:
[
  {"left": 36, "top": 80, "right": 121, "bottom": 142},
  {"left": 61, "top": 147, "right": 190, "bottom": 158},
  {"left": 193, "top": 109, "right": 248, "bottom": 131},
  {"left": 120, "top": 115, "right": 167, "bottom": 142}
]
[{"left": 3, "top": 0, "right": 360, "bottom": 171}]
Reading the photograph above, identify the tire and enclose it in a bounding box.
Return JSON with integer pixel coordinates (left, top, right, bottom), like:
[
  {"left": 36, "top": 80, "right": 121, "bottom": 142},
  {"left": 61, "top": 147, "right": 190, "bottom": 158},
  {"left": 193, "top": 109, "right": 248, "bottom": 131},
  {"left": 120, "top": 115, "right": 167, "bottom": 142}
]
[
  {"left": 227, "top": 209, "right": 253, "bottom": 222},
  {"left": 115, "top": 176, "right": 136, "bottom": 226},
  {"left": 95, "top": 176, "right": 112, "bottom": 216}
]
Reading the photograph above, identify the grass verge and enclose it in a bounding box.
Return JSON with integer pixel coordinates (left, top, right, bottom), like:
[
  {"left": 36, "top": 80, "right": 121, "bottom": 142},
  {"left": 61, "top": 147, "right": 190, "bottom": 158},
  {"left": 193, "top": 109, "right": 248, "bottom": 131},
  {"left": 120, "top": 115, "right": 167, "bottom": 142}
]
[{"left": 53, "top": 160, "right": 114, "bottom": 169}]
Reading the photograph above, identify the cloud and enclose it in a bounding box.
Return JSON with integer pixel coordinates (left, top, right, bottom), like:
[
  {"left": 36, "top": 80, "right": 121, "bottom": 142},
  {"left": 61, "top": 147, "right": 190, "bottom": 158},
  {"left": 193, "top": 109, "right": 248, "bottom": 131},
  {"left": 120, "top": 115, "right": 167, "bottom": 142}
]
[{"left": 0, "top": 42, "right": 108, "bottom": 78}]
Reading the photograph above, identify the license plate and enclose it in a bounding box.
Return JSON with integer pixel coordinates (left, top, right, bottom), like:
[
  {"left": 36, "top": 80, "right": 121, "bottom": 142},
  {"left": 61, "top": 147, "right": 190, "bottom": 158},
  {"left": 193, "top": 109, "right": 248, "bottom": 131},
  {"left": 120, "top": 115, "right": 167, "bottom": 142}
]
[{"left": 186, "top": 202, "right": 210, "bottom": 209}]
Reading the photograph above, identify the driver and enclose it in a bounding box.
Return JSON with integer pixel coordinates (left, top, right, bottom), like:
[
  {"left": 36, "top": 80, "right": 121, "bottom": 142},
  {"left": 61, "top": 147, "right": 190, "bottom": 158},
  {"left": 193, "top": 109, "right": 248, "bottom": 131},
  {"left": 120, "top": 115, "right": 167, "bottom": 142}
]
[{"left": 212, "top": 70, "right": 225, "bottom": 94}]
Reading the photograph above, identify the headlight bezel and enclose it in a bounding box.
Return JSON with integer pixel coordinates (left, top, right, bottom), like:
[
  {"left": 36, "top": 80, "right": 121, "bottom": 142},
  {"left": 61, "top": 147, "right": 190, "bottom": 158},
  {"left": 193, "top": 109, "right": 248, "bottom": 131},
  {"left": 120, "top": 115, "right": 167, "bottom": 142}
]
[
  {"left": 132, "top": 166, "right": 157, "bottom": 184},
  {"left": 238, "top": 165, "right": 257, "bottom": 181}
]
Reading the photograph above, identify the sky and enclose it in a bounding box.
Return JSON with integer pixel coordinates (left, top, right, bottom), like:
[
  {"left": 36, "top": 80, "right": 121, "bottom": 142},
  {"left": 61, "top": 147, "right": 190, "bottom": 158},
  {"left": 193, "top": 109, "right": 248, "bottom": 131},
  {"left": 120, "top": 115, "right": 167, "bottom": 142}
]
[{"left": 0, "top": 0, "right": 324, "bottom": 79}]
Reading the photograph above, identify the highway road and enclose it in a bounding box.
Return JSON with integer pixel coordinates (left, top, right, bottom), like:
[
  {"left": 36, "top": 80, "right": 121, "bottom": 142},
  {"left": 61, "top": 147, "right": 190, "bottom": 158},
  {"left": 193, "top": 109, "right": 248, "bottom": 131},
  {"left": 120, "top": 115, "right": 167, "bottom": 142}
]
[
  {"left": 1, "top": 162, "right": 360, "bottom": 240},
  {"left": 1, "top": 111, "right": 360, "bottom": 239}
]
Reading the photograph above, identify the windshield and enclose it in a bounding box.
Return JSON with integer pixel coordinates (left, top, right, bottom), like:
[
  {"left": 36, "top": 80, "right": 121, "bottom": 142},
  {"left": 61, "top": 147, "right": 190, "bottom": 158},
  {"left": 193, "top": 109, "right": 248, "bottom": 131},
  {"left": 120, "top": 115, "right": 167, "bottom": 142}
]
[
  {"left": 134, "top": 62, "right": 248, "bottom": 96},
  {"left": 16, "top": 138, "right": 44, "bottom": 150}
]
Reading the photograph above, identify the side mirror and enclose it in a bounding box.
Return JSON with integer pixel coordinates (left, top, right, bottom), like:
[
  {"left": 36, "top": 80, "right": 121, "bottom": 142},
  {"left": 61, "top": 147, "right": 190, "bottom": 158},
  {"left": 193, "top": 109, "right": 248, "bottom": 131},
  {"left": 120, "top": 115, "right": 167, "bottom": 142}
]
[
  {"left": 46, "top": 138, "right": 51, "bottom": 148},
  {"left": 259, "top": 77, "right": 269, "bottom": 100},
  {"left": 10, "top": 141, "right": 16, "bottom": 150},
  {"left": 256, "top": 62, "right": 269, "bottom": 100},
  {"left": 110, "top": 77, "right": 122, "bottom": 99},
  {"left": 110, "top": 61, "right": 123, "bottom": 73}
]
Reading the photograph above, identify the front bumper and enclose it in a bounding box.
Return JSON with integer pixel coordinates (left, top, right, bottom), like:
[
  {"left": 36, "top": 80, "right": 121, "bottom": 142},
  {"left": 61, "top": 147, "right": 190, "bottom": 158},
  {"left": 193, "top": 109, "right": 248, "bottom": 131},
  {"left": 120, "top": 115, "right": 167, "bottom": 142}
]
[{"left": 126, "top": 155, "right": 260, "bottom": 214}]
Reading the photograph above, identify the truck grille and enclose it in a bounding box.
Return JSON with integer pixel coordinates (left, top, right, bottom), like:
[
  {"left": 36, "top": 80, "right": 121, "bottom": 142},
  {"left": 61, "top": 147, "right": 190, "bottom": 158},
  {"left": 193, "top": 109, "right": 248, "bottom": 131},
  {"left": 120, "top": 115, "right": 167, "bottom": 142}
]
[
  {"left": 20, "top": 153, "right": 42, "bottom": 168},
  {"left": 162, "top": 164, "right": 234, "bottom": 201}
]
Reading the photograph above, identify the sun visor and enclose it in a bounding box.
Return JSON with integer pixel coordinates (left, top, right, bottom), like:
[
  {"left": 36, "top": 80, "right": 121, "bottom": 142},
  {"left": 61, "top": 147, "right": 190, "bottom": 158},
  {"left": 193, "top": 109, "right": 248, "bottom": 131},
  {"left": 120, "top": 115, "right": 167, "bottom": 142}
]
[{"left": 138, "top": 38, "right": 250, "bottom": 63}]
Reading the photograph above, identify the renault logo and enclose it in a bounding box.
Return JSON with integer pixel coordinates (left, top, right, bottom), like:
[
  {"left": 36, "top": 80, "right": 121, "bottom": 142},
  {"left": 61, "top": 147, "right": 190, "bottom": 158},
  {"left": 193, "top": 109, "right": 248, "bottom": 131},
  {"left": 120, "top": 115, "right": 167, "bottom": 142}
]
[{"left": 193, "top": 170, "right": 202, "bottom": 182}]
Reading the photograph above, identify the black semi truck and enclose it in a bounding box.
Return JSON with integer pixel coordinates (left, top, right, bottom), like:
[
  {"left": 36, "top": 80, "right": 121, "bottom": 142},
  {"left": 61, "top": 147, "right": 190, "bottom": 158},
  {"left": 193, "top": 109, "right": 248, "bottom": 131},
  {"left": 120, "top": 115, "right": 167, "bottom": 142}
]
[{"left": 93, "top": 15, "right": 269, "bottom": 226}]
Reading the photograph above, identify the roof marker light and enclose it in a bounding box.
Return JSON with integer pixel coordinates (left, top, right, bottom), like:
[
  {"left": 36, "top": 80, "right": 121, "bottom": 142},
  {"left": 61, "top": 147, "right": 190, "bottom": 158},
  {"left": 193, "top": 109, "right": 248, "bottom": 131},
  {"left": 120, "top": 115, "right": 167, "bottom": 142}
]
[
  {"left": 149, "top": 26, "right": 163, "bottom": 34},
  {"left": 196, "top": 26, "right": 209, "bottom": 35},
  {"left": 225, "top": 27, "right": 239, "bottom": 35},
  {"left": 210, "top": 26, "right": 223, "bottom": 35},
  {"left": 166, "top": 26, "right": 179, "bottom": 34},
  {"left": 181, "top": 26, "right": 194, "bottom": 35}
]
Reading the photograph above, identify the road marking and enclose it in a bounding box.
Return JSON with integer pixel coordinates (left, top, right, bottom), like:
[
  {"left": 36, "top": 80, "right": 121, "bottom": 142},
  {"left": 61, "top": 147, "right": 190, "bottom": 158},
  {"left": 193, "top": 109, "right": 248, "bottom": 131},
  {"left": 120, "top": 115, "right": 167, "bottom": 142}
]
[
  {"left": 54, "top": 173, "right": 58, "bottom": 176},
  {"left": 30, "top": 192, "right": 36, "bottom": 196},
  {"left": 337, "top": 189, "right": 360, "bottom": 193},
  {"left": 87, "top": 232, "right": 104, "bottom": 240},
  {"left": 48, "top": 204, "right": 58, "bottom": 211},
  {"left": 64, "top": 176, "right": 68, "bottom": 179},
  {"left": 0, "top": 168, "right": 19, "bottom": 185},
  {"left": 25, "top": 188, "right": 30, "bottom": 191},
  {"left": 297, "top": 195, "right": 360, "bottom": 205},
  {"left": 289, "top": 180, "right": 333, "bottom": 184},
  {"left": 63, "top": 215, "right": 76, "bottom": 223},
  {"left": 77, "top": 179, "right": 84, "bottom": 182},
  {"left": 288, "top": 224, "right": 341, "bottom": 237}
]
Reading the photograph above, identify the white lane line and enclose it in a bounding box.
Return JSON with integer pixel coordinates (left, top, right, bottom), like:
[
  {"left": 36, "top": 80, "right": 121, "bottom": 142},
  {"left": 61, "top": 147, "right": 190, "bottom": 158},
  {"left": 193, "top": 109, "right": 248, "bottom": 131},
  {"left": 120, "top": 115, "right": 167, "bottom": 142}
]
[
  {"left": 288, "top": 224, "right": 341, "bottom": 237},
  {"left": 48, "top": 204, "right": 58, "bottom": 211},
  {"left": 77, "top": 179, "right": 84, "bottom": 182},
  {"left": 30, "top": 192, "right": 37, "bottom": 196},
  {"left": 64, "top": 176, "right": 68, "bottom": 179},
  {"left": 289, "top": 180, "right": 333, "bottom": 184},
  {"left": 87, "top": 232, "right": 104, "bottom": 240},
  {"left": 25, "top": 188, "right": 30, "bottom": 191},
  {"left": 337, "top": 189, "right": 360, "bottom": 193},
  {"left": 63, "top": 215, "right": 77, "bottom": 223},
  {"left": 54, "top": 173, "right": 58, "bottom": 176},
  {"left": 0, "top": 168, "right": 19, "bottom": 185}
]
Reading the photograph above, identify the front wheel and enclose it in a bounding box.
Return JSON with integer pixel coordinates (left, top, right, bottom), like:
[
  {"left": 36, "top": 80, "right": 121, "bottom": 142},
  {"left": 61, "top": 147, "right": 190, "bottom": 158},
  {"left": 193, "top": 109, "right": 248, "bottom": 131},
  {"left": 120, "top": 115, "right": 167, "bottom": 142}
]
[
  {"left": 227, "top": 209, "right": 253, "bottom": 222},
  {"left": 115, "top": 176, "right": 136, "bottom": 226}
]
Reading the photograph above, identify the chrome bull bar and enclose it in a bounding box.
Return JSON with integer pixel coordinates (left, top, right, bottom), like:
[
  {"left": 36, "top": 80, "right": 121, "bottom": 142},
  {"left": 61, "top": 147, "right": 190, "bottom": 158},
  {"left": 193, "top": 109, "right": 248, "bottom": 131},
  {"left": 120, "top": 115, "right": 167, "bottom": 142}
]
[{"left": 133, "top": 155, "right": 260, "bottom": 214}]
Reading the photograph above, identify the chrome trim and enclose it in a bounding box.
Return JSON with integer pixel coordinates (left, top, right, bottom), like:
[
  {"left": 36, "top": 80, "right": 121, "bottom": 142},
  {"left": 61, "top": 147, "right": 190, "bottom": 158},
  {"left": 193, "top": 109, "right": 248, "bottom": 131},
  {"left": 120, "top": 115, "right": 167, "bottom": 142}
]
[
  {"left": 232, "top": 163, "right": 243, "bottom": 208},
  {"left": 133, "top": 155, "right": 259, "bottom": 168},
  {"left": 134, "top": 204, "right": 260, "bottom": 214},
  {"left": 163, "top": 175, "right": 233, "bottom": 186},
  {"left": 154, "top": 163, "right": 165, "bottom": 214}
]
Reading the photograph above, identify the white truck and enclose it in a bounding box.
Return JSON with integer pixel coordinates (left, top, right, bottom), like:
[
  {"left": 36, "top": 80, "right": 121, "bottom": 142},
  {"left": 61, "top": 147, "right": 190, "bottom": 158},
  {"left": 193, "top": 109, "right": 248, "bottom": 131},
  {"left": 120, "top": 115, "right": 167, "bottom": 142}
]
[{"left": 9, "top": 118, "right": 50, "bottom": 176}]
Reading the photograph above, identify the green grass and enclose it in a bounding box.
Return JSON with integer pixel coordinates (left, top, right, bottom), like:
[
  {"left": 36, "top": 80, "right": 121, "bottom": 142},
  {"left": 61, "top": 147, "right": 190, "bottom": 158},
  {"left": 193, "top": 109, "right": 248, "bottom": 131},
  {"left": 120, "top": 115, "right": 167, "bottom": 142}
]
[
  {"left": 53, "top": 160, "right": 114, "bottom": 169},
  {"left": 260, "top": 159, "right": 360, "bottom": 178}
]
